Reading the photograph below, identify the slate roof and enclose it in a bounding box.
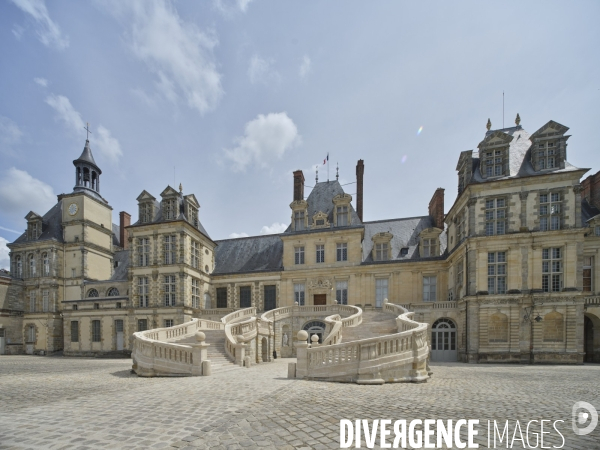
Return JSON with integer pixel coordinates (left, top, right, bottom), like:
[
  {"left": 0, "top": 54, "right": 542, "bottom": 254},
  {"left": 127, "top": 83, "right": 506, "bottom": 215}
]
[
  {"left": 362, "top": 216, "right": 447, "bottom": 263},
  {"left": 11, "top": 202, "right": 64, "bottom": 245},
  {"left": 73, "top": 140, "right": 100, "bottom": 171},
  {"left": 110, "top": 249, "right": 130, "bottom": 281},
  {"left": 582, "top": 199, "right": 600, "bottom": 225},
  {"left": 213, "top": 234, "right": 283, "bottom": 275},
  {"left": 112, "top": 223, "right": 121, "bottom": 247}
]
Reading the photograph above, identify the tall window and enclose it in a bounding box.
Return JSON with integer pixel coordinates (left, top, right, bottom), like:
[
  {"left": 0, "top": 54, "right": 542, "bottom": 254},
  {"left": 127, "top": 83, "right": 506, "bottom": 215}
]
[
  {"left": 488, "top": 252, "right": 507, "bottom": 294},
  {"left": 192, "top": 279, "right": 200, "bottom": 308},
  {"left": 138, "top": 238, "right": 150, "bottom": 266},
  {"left": 70, "top": 321, "right": 79, "bottom": 343},
  {"left": 337, "top": 243, "right": 348, "bottom": 262},
  {"left": 583, "top": 256, "right": 593, "bottom": 293},
  {"left": 316, "top": 244, "right": 325, "bottom": 263},
  {"left": 239, "top": 286, "right": 251, "bottom": 308},
  {"left": 539, "top": 193, "right": 561, "bottom": 231},
  {"left": 485, "top": 198, "right": 506, "bottom": 235},
  {"left": 163, "top": 198, "right": 177, "bottom": 220},
  {"left": 189, "top": 206, "right": 199, "bottom": 228},
  {"left": 42, "top": 253, "right": 49, "bottom": 276},
  {"left": 164, "top": 235, "right": 176, "bottom": 264},
  {"left": 191, "top": 241, "right": 200, "bottom": 269},
  {"left": 164, "top": 319, "right": 174, "bottom": 328},
  {"left": 423, "top": 276, "right": 437, "bottom": 302},
  {"left": 537, "top": 142, "right": 557, "bottom": 170},
  {"left": 294, "top": 246, "right": 305, "bottom": 265},
  {"left": 457, "top": 209, "right": 466, "bottom": 242},
  {"left": 29, "top": 254, "right": 36, "bottom": 277},
  {"left": 294, "top": 211, "right": 305, "bottom": 231},
  {"left": 138, "top": 277, "right": 149, "bottom": 307},
  {"left": 375, "top": 278, "right": 388, "bottom": 307},
  {"left": 456, "top": 259, "right": 464, "bottom": 288},
  {"left": 294, "top": 283, "right": 305, "bottom": 306},
  {"left": 92, "top": 320, "right": 101, "bottom": 342},
  {"left": 375, "top": 243, "right": 388, "bottom": 261},
  {"left": 27, "top": 325, "right": 35, "bottom": 342},
  {"left": 264, "top": 285, "right": 276, "bottom": 311},
  {"left": 216, "top": 287, "right": 228, "bottom": 308},
  {"left": 29, "top": 291, "right": 36, "bottom": 312},
  {"left": 336, "top": 206, "right": 348, "bottom": 226},
  {"left": 42, "top": 290, "right": 49, "bottom": 312},
  {"left": 484, "top": 150, "right": 503, "bottom": 177},
  {"left": 164, "top": 275, "right": 176, "bottom": 306},
  {"left": 139, "top": 203, "right": 153, "bottom": 223},
  {"left": 422, "top": 239, "right": 437, "bottom": 257},
  {"left": 336, "top": 281, "right": 348, "bottom": 305},
  {"left": 14, "top": 255, "right": 22, "bottom": 278},
  {"left": 542, "top": 248, "right": 562, "bottom": 292},
  {"left": 137, "top": 319, "right": 148, "bottom": 332}
]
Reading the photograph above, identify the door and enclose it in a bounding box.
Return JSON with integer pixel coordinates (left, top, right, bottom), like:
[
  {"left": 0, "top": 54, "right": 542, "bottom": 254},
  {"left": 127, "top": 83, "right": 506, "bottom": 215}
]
[
  {"left": 0, "top": 328, "right": 5, "bottom": 355},
  {"left": 584, "top": 316, "right": 594, "bottom": 363},
  {"left": 303, "top": 321, "right": 326, "bottom": 344},
  {"left": 313, "top": 294, "right": 326, "bottom": 306},
  {"left": 115, "top": 320, "right": 124, "bottom": 351},
  {"left": 264, "top": 285, "right": 276, "bottom": 311},
  {"left": 431, "top": 318, "right": 457, "bottom": 362}
]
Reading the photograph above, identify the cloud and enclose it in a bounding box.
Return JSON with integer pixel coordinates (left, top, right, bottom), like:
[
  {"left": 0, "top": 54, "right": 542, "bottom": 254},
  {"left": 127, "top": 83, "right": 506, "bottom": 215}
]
[
  {"left": 9, "top": 0, "right": 69, "bottom": 50},
  {"left": 248, "top": 55, "right": 281, "bottom": 85},
  {"left": 45, "top": 94, "right": 123, "bottom": 163},
  {"left": 12, "top": 24, "right": 25, "bottom": 40},
  {"left": 0, "top": 168, "right": 56, "bottom": 218},
  {"left": 224, "top": 112, "right": 301, "bottom": 172},
  {"left": 0, "top": 226, "right": 21, "bottom": 234},
  {"left": 228, "top": 232, "right": 249, "bottom": 238},
  {"left": 299, "top": 55, "right": 311, "bottom": 78},
  {"left": 0, "top": 117, "right": 24, "bottom": 156},
  {"left": 213, "top": 0, "right": 253, "bottom": 15},
  {"left": 260, "top": 222, "right": 287, "bottom": 235},
  {"left": 34, "top": 77, "right": 48, "bottom": 87},
  {"left": 103, "top": 0, "right": 223, "bottom": 115},
  {"left": 0, "top": 237, "right": 10, "bottom": 270}
]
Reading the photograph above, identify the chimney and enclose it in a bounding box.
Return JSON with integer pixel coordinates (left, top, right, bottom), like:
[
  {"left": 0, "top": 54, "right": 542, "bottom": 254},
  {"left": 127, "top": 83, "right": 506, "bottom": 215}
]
[
  {"left": 356, "top": 160, "right": 364, "bottom": 221},
  {"left": 293, "top": 170, "right": 305, "bottom": 202},
  {"left": 119, "top": 211, "right": 131, "bottom": 249},
  {"left": 428, "top": 188, "right": 445, "bottom": 229},
  {"left": 582, "top": 170, "right": 600, "bottom": 210}
]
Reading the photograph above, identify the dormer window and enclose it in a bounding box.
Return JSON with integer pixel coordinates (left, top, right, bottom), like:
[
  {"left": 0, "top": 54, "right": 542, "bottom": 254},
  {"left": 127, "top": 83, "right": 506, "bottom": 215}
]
[
  {"left": 189, "top": 206, "right": 198, "bottom": 228},
  {"left": 485, "top": 150, "right": 504, "bottom": 177},
  {"left": 294, "top": 211, "right": 305, "bottom": 231},
  {"left": 163, "top": 198, "right": 177, "bottom": 220},
  {"left": 290, "top": 199, "right": 308, "bottom": 232},
  {"left": 530, "top": 121, "right": 570, "bottom": 172},
  {"left": 333, "top": 193, "right": 352, "bottom": 227},
  {"left": 422, "top": 238, "right": 437, "bottom": 257},
  {"left": 312, "top": 211, "right": 329, "bottom": 229},
  {"left": 536, "top": 142, "right": 557, "bottom": 170},
  {"left": 139, "top": 202, "right": 154, "bottom": 223},
  {"left": 372, "top": 232, "right": 393, "bottom": 261},
  {"left": 375, "top": 243, "right": 389, "bottom": 261},
  {"left": 336, "top": 206, "right": 348, "bottom": 226}
]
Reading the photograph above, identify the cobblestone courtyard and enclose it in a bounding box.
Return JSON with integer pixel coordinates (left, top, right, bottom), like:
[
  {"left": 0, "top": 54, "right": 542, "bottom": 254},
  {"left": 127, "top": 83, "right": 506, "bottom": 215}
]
[{"left": 0, "top": 356, "right": 599, "bottom": 450}]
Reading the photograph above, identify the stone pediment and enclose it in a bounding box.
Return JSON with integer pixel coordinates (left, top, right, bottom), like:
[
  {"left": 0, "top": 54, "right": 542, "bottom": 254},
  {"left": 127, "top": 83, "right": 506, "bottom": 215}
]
[
  {"left": 456, "top": 150, "right": 473, "bottom": 171},
  {"left": 478, "top": 131, "right": 513, "bottom": 149},
  {"left": 312, "top": 211, "right": 329, "bottom": 228},
  {"left": 25, "top": 211, "right": 42, "bottom": 221},
  {"left": 184, "top": 194, "right": 200, "bottom": 208},
  {"left": 160, "top": 186, "right": 179, "bottom": 198},
  {"left": 136, "top": 190, "right": 156, "bottom": 202},
  {"left": 530, "top": 120, "right": 569, "bottom": 139},
  {"left": 332, "top": 193, "right": 352, "bottom": 205}
]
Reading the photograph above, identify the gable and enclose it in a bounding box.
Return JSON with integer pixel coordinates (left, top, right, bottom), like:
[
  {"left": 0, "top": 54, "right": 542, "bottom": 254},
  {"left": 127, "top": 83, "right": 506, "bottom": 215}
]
[
  {"left": 136, "top": 190, "right": 156, "bottom": 202},
  {"left": 160, "top": 186, "right": 179, "bottom": 198},
  {"left": 478, "top": 130, "right": 513, "bottom": 149},
  {"left": 530, "top": 120, "right": 569, "bottom": 139},
  {"left": 184, "top": 194, "right": 200, "bottom": 208},
  {"left": 25, "top": 211, "right": 42, "bottom": 221}
]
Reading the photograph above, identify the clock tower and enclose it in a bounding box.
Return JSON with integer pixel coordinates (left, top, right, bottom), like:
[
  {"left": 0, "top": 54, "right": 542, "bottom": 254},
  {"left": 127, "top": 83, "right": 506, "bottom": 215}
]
[{"left": 59, "top": 139, "right": 115, "bottom": 301}]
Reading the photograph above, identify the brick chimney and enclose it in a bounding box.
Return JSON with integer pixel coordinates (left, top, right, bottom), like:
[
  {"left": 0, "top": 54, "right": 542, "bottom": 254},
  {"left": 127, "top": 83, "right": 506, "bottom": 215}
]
[
  {"left": 581, "top": 170, "right": 600, "bottom": 210},
  {"left": 356, "top": 160, "right": 364, "bottom": 221},
  {"left": 119, "top": 211, "right": 131, "bottom": 249},
  {"left": 293, "top": 170, "right": 305, "bottom": 202},
  {"left": 428, "top": 188, "right": 445, "bottom": 229}
]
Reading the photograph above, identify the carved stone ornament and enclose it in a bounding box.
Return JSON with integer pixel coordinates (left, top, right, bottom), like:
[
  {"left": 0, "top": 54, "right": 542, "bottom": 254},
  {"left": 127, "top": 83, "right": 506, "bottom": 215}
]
[
  {"left": 308, "top": 278, "right": 332, "bottom": 290},
  {"left": 478, "top": 298, "right": 520, "bottom": 305}
]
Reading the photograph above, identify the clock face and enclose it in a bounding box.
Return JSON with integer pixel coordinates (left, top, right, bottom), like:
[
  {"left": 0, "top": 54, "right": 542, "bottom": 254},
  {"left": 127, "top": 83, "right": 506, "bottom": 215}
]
[{"left": 68, "top": 203, "right": 78, "bottom": 216}]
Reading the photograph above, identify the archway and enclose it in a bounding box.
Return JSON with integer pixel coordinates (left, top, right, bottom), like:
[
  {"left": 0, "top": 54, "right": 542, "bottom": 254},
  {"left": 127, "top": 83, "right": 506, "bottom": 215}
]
[
  {"left": 431, "top": 318, "right": 457, "bottom": 362},
  {"left": 584, "top": 313, "right": 600, "bottom": 363},
  {"left": 302, "top": 320, "right": 326, "bottom": 344}
]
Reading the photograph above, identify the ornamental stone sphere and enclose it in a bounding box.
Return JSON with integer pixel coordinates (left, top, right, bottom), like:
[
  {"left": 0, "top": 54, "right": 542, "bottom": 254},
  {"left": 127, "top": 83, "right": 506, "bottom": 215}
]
[
  {"left": 297, "top": 330, "right": 308, "bottom": 341},
  {"left": 195, "top": 331, "right": 206, "bottom": 342},
  {"left": 311, "top": 334, "right": 319, "bottom": 343}
]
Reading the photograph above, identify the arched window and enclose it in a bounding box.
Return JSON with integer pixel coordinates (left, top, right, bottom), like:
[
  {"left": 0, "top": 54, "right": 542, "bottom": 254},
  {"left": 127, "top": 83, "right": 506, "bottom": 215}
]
[
  {"left": 29, "top": 254, "right": 36, "bottom": 277},
  {"left": 87, "top": 289, "right": 99, "bottom": 298},
  {"left": 488, "top": 313, "right": 508, "bottom": 343},
  {"left": 107, "top": 287, "right": 119, "bottom": 297},
  {"left": 42, "top": 253, "right": 49, "bottom": 276},
  {"left": 302, "top": 320, "right": 326, "bottom": 344},
  {"left": 14, "top": 256, "right": 22, "bottom": 278},
  {"left": 543, "top": 311, "right": 564, "bottom": 342}
]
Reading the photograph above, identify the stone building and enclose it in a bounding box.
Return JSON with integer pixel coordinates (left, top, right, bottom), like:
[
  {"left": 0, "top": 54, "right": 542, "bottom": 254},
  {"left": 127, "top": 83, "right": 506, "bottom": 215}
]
[{"left": 1, "top": 116, "right": 599, "bottom": 364}]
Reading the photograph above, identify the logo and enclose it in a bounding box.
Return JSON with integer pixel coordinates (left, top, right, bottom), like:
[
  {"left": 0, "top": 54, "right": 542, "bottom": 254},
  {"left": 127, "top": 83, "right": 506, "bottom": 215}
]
[{"left": 572, "top": 401, "right": 598, "bottom": 436}]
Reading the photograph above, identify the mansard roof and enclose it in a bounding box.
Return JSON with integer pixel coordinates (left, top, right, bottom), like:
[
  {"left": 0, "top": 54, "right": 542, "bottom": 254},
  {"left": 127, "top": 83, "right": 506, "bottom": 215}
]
[
  {"left": 11, "top": 202, "right": 64, "bottom": 245},
  {"left": 213, "top": 234, "right": 283, "bottom": 275},
  {"left": 110, "top": 249, "right": 130, "bottom": 281},
  {"left": 362, "top": 216, "right": 447, "bottom": 263}
]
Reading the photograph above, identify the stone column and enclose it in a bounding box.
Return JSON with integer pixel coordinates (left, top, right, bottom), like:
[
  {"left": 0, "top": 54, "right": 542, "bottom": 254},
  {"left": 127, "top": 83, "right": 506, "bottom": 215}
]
[
  {"left": 295, "top": 330, "right": 309, "bottom": 378},
  {"left": 191, "top": 332, "right": 210, "bottom": 376},
  {"left": 519, "top": 191, "right": 529, "bottom": 231}
]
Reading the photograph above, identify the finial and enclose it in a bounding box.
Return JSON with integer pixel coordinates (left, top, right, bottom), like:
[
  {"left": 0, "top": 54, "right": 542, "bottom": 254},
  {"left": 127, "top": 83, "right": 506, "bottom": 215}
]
[
  {"left": 336, "top": 163, "right": 339, "bottom": 181},
  {"left": 179, "top": 183, "right": 183, "bottom": 193},
  {"left": 486, "top": 118, "right": 491, "bottom": 131},
  {"left": 515, "top": 113, "right": 521, "bottom": 126},
  {"left": 315, "top": 166, "right": 318, "bottom": 183},
  {"left": 84, "top": 122, "right": 92, "bottom": 140}
]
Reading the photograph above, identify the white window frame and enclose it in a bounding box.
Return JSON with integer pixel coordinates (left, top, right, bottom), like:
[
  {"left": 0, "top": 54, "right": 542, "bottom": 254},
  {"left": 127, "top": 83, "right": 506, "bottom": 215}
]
[
  {"left": 138, "top": 238, "right": 150, "bottom": 266},
  {"left": 294, "top": 211, "right": 305, "bottom": 231},
  {"left": 423, "top": 276, "right": 437, "bottom": 302},
  {"left": 375, "top": 278, "right": 388, "bottom": 307},
  {"left": 487, "top": 252, "right": 507, "bottom": 294},
  {"left": 42, "top": 290, "right": 49, "bottom": 312},
  {"left": 29, "top": 291, "right": 36, "bottom": 313},
  {"left": 542, "top": 248, "right": 562, "bottom": 292},
  {"left": 375, "top": 243, "right": 388, "bottom": 261},
  {"left": 191, "top": 240, "right": 200, "bottom": 269},
  {"left": 336, "top": 206, "right": 348, "bottom": 226},
  {"left": 336, "top": 243, "right": 348, "bottom": 262},
  {"left": 539, "top": 193, "right": 561, "bottom": 231},
  {"left": 42, "top": 253, "right": 49, "bottom": 276},
  {"left": 192, "top": 278, "right": 200, "bottom": 308},
  {"left": 336, "top": 281, "right": 348, "bottom": 305},
  {"left": 294, "top": 246, "right": 305, "bottom": 265},
  {"left": 164, "top": 235, "right": 176, "bottom": 265},
  {"left": 164, "top": 319, "right": 174, "bottom": 328},
  {"left": 316, "top": 244, "right": 325, "bottom": 263},
  {"left": 164, "top": 275, "right": 176, "bottom": 306},
  {"left": 294, "top": 283, "right": 305, "bottom": 306},
  {"left": 485, "top": 198, "right": 507, "bottom": 236},
  {"left": 163, "top": 198, "right": 177, "bottom": 220},
  {"left": 422, "top": 238, "right": 437, "bottom": 257},
  {"left": 138, "top": 277, "right": 149, "bottom": 307}
]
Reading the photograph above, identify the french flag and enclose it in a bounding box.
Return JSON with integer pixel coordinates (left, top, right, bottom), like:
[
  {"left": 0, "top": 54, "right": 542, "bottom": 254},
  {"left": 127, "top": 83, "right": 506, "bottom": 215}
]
[{"left": 323, "top": 153, "right": 328, "bottom": 165}]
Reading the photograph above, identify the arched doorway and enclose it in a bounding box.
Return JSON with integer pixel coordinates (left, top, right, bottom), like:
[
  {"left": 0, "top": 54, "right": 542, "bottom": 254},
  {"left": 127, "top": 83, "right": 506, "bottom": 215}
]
[
  {"left": 584, "top": 314, "right": 599, "bottom": 363},
  {"left": 431, "top": 318, "right": 457, "bottom": 362},
  {"left": 302, "top": 320, "right": 326, "bottom": 344}
]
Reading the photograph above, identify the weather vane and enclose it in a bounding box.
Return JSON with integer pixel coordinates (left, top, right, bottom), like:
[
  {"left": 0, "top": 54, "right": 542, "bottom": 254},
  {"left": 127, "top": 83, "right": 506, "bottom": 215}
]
[{"left": 84, "top": 122, "right": 92, "bottom": 140}]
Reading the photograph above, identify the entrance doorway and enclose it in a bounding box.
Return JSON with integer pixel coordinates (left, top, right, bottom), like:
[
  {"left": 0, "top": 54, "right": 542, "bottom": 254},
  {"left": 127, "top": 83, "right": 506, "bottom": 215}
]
[
  {"left": 584, "top": 315, "right": 594, "bottom": 363},
  {"left": 431, "top": 318, "right": 457, "bottom": 362},
  {"left": 313, "top": 294, "right": 326, "bottom": 306},
  {"left": 0, "top": 328, "right": 5, "bottom": 355},
  {"left": 303, "top": 320, "right": 326, "bottom": 344},
  {"left": 115, "top": 320, "right": 124, "bottom": 351}
]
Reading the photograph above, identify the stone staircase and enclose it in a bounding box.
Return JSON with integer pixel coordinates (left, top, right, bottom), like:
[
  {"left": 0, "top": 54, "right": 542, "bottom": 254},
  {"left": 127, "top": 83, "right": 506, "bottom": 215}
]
[
  {"left": 341, "top": 309, "right": 398, "bottom": 342},
  {"left": 175, "top": 330, "right": 242, "bottom": 374}
]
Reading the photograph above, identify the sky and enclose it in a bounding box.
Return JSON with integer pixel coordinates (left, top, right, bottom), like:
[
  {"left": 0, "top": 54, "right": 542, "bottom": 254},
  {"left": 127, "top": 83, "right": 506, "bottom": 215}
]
[{"left": 1, "top": 0, "right": 599, "bottom": 270}]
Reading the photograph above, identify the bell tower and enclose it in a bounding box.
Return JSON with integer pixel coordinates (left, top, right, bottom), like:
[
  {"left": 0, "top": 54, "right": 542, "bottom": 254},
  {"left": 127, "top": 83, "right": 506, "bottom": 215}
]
[{"left": 73, "top": 139, "right": 102, "bottom": 194}]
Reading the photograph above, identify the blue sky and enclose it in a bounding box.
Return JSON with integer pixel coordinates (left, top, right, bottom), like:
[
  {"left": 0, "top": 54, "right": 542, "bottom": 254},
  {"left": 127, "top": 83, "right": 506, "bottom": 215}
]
[{"left": 1, "top": 0, "right": 599, "bottom": 269}]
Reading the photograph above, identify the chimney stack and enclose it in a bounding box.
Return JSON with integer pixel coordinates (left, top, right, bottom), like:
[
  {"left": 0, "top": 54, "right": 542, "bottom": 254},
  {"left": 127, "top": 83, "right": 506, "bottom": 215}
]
[
  {"left": 581, "top": 170, "right": 600, "bottom": 210},
  {"left": 428, "top": 188, "right": 445, "bottom": 229},
  {"left": 293, "top": 170, "right": 305, "bottom": 202},
  {"left": 119, "top": 211, "right": 131, "bottom": 249},
  {"left": 356, "top": 160, "right": 364, "bottom": 221}
]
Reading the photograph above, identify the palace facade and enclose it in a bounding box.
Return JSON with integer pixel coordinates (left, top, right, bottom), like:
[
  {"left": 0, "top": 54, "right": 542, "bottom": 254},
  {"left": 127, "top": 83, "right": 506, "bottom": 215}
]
[{"left": 1, "top": 116, "right": 599, "bottom": 364}]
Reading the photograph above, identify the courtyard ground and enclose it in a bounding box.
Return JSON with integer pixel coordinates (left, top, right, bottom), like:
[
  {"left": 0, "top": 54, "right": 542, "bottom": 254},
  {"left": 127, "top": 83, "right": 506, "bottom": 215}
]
[{"left": 0, "top": 356, "right": 598, "bottom": 450}]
